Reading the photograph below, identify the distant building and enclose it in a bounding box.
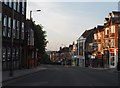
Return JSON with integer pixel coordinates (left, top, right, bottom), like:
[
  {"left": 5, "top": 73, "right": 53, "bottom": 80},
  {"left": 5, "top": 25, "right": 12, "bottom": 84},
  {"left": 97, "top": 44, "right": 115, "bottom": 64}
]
[
  {"left": 77, "top": 28, "right": 96, "bottom": 67},
  {"left": 50, "top": 51, "right": 59, "bottom": 63}
]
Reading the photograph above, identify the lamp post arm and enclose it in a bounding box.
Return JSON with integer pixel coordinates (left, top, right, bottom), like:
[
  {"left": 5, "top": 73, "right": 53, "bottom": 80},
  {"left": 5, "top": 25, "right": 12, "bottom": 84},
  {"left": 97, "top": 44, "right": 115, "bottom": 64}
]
[{"left": 30, "top": 11, "right": 32, "bottom": 20}]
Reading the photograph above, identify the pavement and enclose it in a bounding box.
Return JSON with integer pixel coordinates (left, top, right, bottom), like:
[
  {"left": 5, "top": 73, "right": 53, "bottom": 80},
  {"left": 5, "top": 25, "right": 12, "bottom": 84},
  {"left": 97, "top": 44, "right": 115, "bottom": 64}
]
[
  {"left": 2, "top": 65, "right": 47, "bottom": 83},
  {"left": 89, "top": 67, "right": 119, "bottom": 73}
]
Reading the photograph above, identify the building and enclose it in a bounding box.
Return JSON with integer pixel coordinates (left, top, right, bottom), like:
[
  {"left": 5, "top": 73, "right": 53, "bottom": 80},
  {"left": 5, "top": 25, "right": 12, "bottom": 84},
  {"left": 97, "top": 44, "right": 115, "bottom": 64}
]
[
  {"left": 94, "top": 25, "right": 104, "bottom": 53},
  {"left": 93, "top": 25, "right": 104, "bottom": 67},
  {"left": 2, "top": 0, "right": 26, "bottom": 71},
  {"left": 77, "top": 28, "right": 96, "bottom": 67},
  {"left": 50, "top": 51, "right": 58, "bottom": 63},
  {"left": 103, "top": 11, "right": 120, "bottom": 68},
  {"left": 25, "top": 19, "right": 38, "bottom": 69}
]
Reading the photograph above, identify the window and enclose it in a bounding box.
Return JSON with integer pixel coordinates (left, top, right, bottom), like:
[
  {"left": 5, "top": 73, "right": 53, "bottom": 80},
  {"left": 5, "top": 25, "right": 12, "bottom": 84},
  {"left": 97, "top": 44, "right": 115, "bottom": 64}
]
[
  {"left": 105, "top": 28, "right": 109, "bottom": 35},
  {"left": 30, "top": 29, "right": 34, "bottom": 45},
  {"left": 13, "top": 19, "right": 16, "bottom": 38},
  {"left": 2, "top": 47, "right": 6, "bottom": 61},
  {"left": 22, "top": 0, "right": 25, "bottom": 15},
  {"left": 110, "top": 39, "right": 115, "bottom": 48},
  {"left": 16, "top": 20, "right": 19, "bottom": 39},
  {"left": 3, "top": 15, "right": 7, "bottom": 37},
  {"left": 16, "top": 48, "right": 19, "bottom": 60},
  {"left": 4, "top": 0, "right": 8, "bottom": 5},
  {"left": 21, "top": 22, "right": 24, "bottom": 39},
  {"left": 111, "top": 25, "right": 115, "bottom": 33},
  {"left": 9, "top": 0, "right": 12, "bottom": 8},
  {"left": 17, "top": 0, "right": 20, "bottom": 12},
  {"left": 7, "top": 47, "right": 11, "bottom": 60},
  {"left": 12, "top": 48, "right": 15, "bottom": 60},
  {"left": 35, "top": 52, "right": 37, "bottom": 58},
  {"left": 98, "top": 33, "right": 101, "bottom": 39},
  {"left": 8, "top": 17, "right": 11, "bottom": 37},
  {"left": 13, "top": 1, "right": 17, "bottom": 11},
  {"left": 94, "top": 34, "right": 97, "bottom": 40},
  {"left": 32, "top": 51, "right": 34, "bottom": 59}
]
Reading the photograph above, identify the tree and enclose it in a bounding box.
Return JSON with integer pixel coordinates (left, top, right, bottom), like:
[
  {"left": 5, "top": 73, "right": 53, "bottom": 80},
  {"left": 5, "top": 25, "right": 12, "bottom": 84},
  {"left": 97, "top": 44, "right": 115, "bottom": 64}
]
[{"left": 34, "top": 24, "right": 48, "bottom": 63}]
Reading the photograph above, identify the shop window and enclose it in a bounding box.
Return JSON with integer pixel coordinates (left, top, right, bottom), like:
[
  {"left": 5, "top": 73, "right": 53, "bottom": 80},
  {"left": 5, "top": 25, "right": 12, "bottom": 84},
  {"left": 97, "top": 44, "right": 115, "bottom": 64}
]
[{"left": 111, "top": 57, "right": 115, "bottom": 66}]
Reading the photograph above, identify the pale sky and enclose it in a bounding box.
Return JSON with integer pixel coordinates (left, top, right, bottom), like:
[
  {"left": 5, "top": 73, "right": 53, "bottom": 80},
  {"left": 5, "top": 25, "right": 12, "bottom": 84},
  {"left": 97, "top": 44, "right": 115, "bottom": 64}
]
[{"left": 26, "top": 1, "right": 119, "bottom": 51}]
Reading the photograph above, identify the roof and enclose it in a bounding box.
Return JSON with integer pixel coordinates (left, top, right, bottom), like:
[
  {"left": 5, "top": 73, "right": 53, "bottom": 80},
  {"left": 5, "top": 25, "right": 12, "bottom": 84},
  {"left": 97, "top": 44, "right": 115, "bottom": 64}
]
[
  {"left": 112, "top": 11, "right": 120, "bottom": 15},
  {"left": 104, "top": 18, "right": 109, "bottom": 21},
  {"left": 81, "top": 27, "right": 96, "bottom": 38},
  {"left": 97, "top": 25, "right": 104, "bottom": 32},
  {"left": 111, "top": 17, "right": 120, "bottom": 24}
]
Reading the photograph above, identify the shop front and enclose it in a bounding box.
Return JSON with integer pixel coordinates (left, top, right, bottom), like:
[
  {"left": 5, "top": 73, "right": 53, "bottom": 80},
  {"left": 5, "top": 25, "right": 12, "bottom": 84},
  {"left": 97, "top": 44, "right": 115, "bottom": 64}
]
[{"left": 109, "top": 48, "right": 118, "bottom": 68}]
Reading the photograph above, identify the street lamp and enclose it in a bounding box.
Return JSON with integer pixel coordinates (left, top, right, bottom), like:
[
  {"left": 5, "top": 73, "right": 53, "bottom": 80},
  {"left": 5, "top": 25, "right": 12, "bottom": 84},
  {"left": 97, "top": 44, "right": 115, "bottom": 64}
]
[{"left": 30, "top": 10, "right": 41, "bottom": 20}]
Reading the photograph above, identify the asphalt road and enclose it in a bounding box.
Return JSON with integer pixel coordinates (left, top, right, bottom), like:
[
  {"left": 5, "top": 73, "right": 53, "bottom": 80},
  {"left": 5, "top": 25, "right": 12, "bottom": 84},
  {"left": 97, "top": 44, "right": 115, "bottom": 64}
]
[{"left": 3, "top": 65, "right": 120, "bottom": 86}]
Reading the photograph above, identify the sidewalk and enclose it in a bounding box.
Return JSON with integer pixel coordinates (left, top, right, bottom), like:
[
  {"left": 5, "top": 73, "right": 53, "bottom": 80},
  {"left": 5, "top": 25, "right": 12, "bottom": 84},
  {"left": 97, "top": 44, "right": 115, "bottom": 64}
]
[
  {"left": 88, "top": 66, "right": 119, "bottom": 73},
  {"left": 2, "top": 65, "right": 47, "bottom": 82}
]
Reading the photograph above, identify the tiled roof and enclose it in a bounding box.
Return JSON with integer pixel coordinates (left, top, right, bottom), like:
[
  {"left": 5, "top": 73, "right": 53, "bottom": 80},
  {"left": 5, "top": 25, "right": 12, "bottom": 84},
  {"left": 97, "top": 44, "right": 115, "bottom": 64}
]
[
  {"left": 112, "top": 11, "right": 120, "bottom": 14},
  {"left": 81, "top": 27, "right": 96, "bottom": 38}
]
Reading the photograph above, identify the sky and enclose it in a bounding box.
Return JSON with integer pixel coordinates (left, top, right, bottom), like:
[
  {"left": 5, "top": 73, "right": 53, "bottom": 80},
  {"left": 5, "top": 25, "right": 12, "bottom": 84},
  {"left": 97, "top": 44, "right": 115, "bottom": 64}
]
[{"left": 26, "top": 1, "right": 119, "bottom": 51}]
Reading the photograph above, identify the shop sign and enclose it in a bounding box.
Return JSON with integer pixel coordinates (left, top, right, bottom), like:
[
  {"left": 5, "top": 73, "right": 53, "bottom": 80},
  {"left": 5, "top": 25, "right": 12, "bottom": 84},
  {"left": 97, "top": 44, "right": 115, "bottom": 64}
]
[
  {"left": 110, "top": 48, "right": 114, "bottom": 53},
  {"left": 116, "top": 48, "right": 118, "bottom": 53}
]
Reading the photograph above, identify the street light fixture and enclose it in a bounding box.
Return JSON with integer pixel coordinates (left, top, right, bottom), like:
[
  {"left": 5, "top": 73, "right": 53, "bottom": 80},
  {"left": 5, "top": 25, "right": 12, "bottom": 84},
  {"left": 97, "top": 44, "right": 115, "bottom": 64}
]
[{"left": 30, "top": 10, "right": 41, "bottom": 20}]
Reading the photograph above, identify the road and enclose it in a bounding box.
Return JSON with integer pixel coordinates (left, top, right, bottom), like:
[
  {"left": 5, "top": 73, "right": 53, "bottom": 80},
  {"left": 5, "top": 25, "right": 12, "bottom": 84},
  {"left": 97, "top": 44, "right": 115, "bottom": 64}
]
[{"left": 3, "top": 65, "right": 120, "bottom": 86}]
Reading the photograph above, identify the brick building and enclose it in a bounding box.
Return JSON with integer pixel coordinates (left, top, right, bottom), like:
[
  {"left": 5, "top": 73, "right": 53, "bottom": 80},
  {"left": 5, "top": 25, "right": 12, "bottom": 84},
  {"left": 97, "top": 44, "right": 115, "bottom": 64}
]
[
  {"left": 2, "top": 0, "right": 26, "bottom": 71},
  {"left": 25, "top": 19, "right": 38, "bottom": 69},
  {"left": 103, "top": 11, "right": 120, "bottom": 68}
]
